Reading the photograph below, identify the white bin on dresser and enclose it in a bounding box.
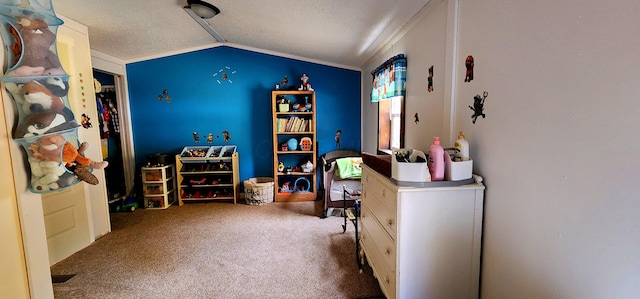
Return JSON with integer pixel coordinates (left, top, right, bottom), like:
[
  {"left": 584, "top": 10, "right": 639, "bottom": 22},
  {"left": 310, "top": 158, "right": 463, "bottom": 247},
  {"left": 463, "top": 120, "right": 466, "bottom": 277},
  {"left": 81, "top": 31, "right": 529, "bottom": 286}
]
[{"left": 360, "top": 164, "right": 485, "bottom": 299}]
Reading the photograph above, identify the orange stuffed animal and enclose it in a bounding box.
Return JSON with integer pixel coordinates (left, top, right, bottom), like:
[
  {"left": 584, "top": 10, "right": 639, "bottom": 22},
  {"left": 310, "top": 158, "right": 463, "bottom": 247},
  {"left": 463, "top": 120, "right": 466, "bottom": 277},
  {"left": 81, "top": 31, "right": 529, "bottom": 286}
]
[{"left": 29, "top": 133, "right": 108, "bottom": 184}]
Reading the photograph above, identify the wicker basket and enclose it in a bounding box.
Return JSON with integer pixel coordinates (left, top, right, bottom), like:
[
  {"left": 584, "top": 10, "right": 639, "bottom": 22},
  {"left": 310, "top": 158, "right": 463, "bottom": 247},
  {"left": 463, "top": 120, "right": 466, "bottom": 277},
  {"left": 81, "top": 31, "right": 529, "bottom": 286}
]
[{"left": 244, "top": 177, "right": 274, "bottom": 205}]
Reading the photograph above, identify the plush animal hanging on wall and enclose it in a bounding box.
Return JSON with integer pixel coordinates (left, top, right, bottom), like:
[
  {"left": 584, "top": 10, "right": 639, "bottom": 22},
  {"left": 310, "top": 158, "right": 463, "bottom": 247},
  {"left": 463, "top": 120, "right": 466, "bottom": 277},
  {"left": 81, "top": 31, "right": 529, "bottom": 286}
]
[
  {"left": 14, "top": 109, "right": 78, "bottom": 138},
  {"left": 28, "top": 133, "right": 108, "bottom": 185},
  {"left": 16, "top": 17, "right": 61, "bottom": 71}
]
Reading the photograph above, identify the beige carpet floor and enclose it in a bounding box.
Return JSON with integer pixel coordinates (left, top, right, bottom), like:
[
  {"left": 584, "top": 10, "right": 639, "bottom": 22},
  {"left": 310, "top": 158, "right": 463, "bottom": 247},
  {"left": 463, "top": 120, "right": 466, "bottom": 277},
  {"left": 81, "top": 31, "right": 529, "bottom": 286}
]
[{"left": 50, "top": 200, "right": 384, "bottom": 299}]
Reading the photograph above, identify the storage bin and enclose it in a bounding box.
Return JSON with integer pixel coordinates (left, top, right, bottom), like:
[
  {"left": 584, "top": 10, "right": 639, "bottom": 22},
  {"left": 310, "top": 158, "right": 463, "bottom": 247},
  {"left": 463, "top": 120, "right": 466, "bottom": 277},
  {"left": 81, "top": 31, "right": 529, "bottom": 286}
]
[
  {"left": 244, "top": 177, "right": 274, "bottom": 205},
  {"left": 391, "top": 149, "right": 431, "bottom": 182},
  {"left": 444, "top": 153, "right": 473, "bottom": 181},
  {"left": 219, "top": 145, "right": 237, "bottom": 158},
  {"left": 180, "top": 146, "right": 210, "bottom": 158}
]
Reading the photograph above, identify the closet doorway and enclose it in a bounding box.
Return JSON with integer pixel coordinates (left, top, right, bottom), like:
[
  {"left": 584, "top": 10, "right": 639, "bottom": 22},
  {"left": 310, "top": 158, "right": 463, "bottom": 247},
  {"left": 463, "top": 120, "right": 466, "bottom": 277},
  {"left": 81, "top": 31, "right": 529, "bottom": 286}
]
[{"left": 93, "top": 70, "right": 127, "bottom": 202}]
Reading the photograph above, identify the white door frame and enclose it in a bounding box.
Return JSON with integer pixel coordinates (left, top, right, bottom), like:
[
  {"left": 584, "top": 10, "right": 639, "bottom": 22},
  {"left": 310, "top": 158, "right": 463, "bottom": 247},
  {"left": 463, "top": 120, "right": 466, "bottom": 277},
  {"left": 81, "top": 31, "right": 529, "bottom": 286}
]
[{"left": 91, "top": 51, "right": 135, "bottom": 196}]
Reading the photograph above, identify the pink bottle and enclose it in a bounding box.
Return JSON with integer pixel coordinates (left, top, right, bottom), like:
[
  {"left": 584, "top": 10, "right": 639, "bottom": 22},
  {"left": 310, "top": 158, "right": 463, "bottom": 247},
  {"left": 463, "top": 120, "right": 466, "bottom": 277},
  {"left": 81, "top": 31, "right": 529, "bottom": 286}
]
[{"left": 428, "top": 136, "right": 445, "bottom": 181}]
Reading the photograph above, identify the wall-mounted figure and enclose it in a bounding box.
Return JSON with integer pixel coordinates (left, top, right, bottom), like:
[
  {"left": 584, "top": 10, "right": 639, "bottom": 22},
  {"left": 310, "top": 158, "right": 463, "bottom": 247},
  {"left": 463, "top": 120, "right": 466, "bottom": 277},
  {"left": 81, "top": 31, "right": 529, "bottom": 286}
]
[{"left": 464, "top": 55, "right": 474, "bottom": 82}]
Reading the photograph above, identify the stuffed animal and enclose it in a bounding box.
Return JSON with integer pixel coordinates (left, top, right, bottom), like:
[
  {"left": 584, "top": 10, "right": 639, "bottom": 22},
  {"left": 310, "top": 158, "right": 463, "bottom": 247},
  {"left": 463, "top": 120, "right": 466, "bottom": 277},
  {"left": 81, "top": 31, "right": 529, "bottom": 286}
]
[
  {"left": 17, "top": 17, "right": 61, "bottom": 70},
  {"left": 29, "top": 133, "right": 108, "bottom": 169},
  {"left": 298, "top": 73, "right": 314, "bottom": 91},
  {"left": 15, "top": 110, "right": 78, "bottom": 138},
  {"left": 6, "top": 22, "right": 22, "bottom": 67},
  {"left": 5, "top": 65, "right": 45, "bottom": 77},
  {"left": 22, "top": 80, "right": 65, "bottom": 113},
  {"left": 39, "top": 77, "right": 69, "bottom": 97},
  {"left": 28, "top": 133, "right": 108, "bottom": 185},
  {"left": 28, "top": 156, "right": 65, "bottom": 191}
]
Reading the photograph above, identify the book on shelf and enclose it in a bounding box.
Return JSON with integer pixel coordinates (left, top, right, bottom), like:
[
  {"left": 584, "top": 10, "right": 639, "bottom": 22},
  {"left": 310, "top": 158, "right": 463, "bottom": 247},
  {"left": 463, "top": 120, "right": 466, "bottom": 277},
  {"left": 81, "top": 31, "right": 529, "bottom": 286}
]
[{"left": 277, "top": 116, "right": 312, "bottom": 133}]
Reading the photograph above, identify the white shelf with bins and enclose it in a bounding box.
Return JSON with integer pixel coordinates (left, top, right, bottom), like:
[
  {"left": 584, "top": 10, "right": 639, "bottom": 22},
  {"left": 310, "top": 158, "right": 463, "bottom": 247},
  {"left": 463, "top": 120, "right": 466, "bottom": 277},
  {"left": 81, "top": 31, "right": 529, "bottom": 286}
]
[
  {"left": 175, "top": 145, "right": 239, "bottom": 205},
  {"left": 141, "top": 164, "right": 177, "bottom": 209}
]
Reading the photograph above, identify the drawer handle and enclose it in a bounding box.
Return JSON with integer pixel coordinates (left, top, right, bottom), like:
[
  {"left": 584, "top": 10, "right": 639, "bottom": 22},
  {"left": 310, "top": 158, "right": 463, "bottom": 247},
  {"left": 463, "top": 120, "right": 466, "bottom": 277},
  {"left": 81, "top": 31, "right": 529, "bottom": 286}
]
[
  {"left": 384, "top": 276, "right": 390, "bottom": 284},
  {"left": 386, "top": 218, "right": 393, "bottom": 226},
  {"left": 385, "top": 248, "right": 391, "bottom": 255},
  {"left": 381, "top": 189, "right": 386, "bottom": 197}
]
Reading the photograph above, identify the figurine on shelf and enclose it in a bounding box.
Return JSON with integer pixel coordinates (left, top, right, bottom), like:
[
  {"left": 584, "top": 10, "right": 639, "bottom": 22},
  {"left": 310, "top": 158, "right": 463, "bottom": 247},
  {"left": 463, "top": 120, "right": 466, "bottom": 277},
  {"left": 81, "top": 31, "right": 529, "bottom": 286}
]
[
  {"left": 280, "top": 182, "right": 293, "bottom": 194},
  {"left": 298, "top": 73, "right": 314, "bottom": 91}
]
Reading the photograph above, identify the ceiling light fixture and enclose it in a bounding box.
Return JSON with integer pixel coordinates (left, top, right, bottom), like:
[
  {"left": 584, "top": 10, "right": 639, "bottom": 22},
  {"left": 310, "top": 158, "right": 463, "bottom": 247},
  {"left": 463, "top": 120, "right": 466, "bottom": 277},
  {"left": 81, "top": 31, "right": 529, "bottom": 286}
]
[{"left": 184, "top": 0, "right": 226, "bottom": 43}]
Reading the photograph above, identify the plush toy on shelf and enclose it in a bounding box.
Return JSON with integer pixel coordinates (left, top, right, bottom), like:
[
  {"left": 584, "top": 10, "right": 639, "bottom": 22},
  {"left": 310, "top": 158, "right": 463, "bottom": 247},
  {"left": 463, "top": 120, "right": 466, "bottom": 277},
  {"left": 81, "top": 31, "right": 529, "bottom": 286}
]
[{"left": 298, "top": 73, "right": 314, "bottom": 91}]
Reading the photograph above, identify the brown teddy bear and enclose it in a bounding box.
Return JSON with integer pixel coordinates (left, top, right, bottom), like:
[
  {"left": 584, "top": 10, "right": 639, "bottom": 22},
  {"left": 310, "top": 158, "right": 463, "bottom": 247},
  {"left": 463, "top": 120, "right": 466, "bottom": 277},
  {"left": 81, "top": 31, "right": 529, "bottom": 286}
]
[{"left": 17, "top": 17, "right": 61, "bottom": 70}]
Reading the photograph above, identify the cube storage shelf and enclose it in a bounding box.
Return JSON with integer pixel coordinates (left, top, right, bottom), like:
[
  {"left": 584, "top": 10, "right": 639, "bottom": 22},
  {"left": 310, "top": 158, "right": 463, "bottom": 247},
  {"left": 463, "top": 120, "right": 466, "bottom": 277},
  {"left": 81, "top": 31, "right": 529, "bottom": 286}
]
[
  {"left": 176, "top": 145, "right": 239, "bottom": 205},
  {"left": 272, "top": 91, "right": 317, "bottom": 202},
  {"left": 141, "top": 164, "right": 177, "bottom": 209}
]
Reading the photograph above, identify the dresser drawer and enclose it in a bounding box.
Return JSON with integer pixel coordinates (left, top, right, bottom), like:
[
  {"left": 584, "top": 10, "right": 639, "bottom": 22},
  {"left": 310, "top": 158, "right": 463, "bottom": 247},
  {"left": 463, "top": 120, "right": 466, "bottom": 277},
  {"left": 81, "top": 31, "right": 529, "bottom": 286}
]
[
  {"left": 363, "top": 168, "right": 397, "bottom": 208},
  {"left": 362, "top": 189, "right": 397, "bottom": 237},
  {"left": 361, "top": 222, "right": 397, "bottom": 299},
  {"left": 361, "top": 206, "right": 396, "bottom": 270}
]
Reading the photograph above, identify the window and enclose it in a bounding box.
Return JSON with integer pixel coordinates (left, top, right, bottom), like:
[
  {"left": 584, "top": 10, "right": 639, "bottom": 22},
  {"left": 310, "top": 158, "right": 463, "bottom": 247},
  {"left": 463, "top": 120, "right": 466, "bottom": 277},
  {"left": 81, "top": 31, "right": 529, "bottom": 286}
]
[
  {"left": 378, "top": 96, "right": 404, "bottom": 154},
  {"left": 370, "top": 54, "right": 407, "bottom": 154}
]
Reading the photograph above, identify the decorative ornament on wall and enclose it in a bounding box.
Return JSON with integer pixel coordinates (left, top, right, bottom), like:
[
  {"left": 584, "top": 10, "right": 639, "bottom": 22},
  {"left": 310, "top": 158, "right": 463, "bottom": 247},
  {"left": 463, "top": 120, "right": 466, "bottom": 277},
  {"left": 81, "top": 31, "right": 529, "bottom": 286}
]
[
  {"left": 414, "top": 113, "right": 420, "bottom": 124},
  {"left": 158, "top": 89, "right": 171, "bottom": 102},
  {"left": 81, "top": 113, "right": 92, "bottom": 128},
  {"left": 335, "top": 130, "right": 341, "bottom": 148},
  {"left": 427, "top": 66, "right": 434, "bottom": 92},
  {"left": 469, "top": 91, "right": 488, "bottom": 124},
  {"left": 207, "top": 133, "right": 214, "bottom": 143},
  {"left": 221, "top": 130, "right": 231, "bottom": 143},
  {"left": 213, "top": 66, "right": 237, "bottom": 84},
  {"left": 464, "top": 55, "right": 474, "bottom": 82},
  {"left": 193, "top": 132, "right": 200, "bottom": 142}
]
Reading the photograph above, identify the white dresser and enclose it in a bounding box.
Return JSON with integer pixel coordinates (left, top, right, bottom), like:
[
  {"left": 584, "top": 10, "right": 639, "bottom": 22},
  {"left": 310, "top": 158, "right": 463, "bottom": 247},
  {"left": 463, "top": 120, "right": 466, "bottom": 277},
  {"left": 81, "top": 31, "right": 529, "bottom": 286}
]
[{"left": 360, "top": 165, "right": 485, "bottom": 299}]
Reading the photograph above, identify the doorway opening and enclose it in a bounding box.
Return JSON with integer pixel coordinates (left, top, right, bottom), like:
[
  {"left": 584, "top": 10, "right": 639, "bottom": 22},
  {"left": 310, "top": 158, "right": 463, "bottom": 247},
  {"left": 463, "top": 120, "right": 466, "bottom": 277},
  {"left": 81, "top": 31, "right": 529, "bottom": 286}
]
[{"left": 93, "top": 70, "right": 126, "bottom": 203}]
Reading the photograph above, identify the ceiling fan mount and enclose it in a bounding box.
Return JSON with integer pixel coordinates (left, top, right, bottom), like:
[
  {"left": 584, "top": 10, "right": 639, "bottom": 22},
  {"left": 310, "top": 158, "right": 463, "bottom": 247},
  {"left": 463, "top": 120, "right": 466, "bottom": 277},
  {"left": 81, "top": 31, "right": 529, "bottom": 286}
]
[{"left": 184, "top": 0, "right": 225, "bottom": 43}]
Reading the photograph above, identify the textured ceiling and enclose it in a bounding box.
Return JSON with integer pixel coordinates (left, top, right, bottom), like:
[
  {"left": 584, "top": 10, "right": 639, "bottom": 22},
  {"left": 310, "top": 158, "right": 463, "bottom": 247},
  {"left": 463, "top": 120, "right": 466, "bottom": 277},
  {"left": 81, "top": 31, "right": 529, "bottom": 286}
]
[{"left": 52, "top": 0, "right": 432, "bottom": 68}]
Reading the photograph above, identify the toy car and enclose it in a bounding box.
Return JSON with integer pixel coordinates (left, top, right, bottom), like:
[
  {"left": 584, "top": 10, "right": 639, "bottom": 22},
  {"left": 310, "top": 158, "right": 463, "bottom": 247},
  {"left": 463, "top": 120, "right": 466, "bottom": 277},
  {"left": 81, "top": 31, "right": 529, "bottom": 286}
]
[{"left": 114, "top": 197, "right": 138, "bottom": 212}]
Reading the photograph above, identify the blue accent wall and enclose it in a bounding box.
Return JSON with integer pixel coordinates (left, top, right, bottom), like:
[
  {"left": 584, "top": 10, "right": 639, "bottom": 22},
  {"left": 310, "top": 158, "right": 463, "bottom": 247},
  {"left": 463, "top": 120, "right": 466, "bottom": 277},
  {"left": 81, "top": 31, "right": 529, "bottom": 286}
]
[{"left": 126, "top": 46, "right": 361, "bottom": 183}]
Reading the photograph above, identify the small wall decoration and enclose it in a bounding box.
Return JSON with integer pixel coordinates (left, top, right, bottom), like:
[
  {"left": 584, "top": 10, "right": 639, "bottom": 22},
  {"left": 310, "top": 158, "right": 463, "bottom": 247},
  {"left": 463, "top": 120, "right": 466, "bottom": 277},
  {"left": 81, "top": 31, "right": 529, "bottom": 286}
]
[
  {"left": 213, "top": 66, "right": 237, "bottom": 84},
  {"left": 335, "top": 130, "right": 341, "bottom": 148},
  {"left": 464, "top": 55, "right": 474, "bottom": 82},
  {"left": 207, "top": 133, "right": 214, "bottom": 143},
  {"left": 414, "top": 113, "right": 420, "bottom": 124},
  {"left": 81, "top": 113, "right": 92, "bottom": 128},
  {"left": 158, "top": 89, "right": 171, "bottom": 102},
  {"left": 427, "top": 66, "right": 434, "bottom": 92},
  {"left": 469, "top": 91, "right": 488, "bottom": 124},
  {"left": 298, "top": 73, "right": 314, "bottom": 91},
  {"left": 192, "top": 132, "right": 200, "bottom": 142},
  {"left": 221, "top": 130, "right": 231, "bottom": 143}
]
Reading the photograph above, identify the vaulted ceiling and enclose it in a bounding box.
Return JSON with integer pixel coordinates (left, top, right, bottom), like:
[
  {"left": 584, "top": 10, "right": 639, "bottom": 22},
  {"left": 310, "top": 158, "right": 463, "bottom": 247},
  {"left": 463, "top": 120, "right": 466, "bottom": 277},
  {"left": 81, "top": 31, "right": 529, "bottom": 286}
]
[{"left": 53, "top": 0, "right": 432, "bottom": 68}]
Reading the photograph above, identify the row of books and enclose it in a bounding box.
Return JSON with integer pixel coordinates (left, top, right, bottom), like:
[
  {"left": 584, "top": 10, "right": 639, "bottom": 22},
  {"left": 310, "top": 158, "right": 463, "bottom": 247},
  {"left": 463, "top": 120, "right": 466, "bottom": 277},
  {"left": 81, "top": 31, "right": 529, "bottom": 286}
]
[{"left": 276, "top": 116, "right": 312, "bottom": 132}]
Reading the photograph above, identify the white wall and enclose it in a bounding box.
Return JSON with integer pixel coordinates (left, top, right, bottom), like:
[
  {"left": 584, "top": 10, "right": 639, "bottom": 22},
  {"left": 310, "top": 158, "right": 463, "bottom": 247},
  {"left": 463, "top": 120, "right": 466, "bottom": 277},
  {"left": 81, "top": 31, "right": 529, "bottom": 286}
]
[{"left": 362, "top": 0, "right": 640, "bottom": 297}]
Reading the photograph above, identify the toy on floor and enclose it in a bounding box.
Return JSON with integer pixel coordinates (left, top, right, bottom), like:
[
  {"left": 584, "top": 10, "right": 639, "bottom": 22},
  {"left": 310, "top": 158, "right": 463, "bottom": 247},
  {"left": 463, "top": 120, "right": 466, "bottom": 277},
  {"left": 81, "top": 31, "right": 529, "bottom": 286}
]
[{"left": 114, "top": 197, "right": 138, "bottom": 212}]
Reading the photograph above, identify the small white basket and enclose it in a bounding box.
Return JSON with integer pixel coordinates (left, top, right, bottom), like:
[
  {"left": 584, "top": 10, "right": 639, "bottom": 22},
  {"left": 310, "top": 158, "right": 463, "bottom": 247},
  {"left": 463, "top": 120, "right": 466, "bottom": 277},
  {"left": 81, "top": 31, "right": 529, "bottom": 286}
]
[{"left": 244, "top": 177, "right": 274, "bottom": 205}]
